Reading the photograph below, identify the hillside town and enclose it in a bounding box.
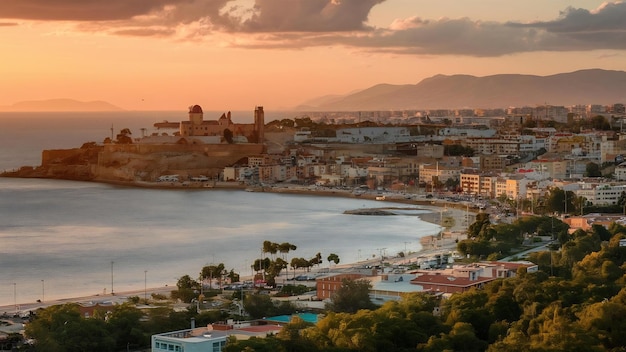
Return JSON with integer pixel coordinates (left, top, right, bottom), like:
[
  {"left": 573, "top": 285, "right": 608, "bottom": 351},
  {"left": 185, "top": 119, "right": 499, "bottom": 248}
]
[
  {"left": 121, "top": 102, "right": 626, "bottom": 230},
  {"left": 4, "top": 102, "right": 626, "bottom": 351}
]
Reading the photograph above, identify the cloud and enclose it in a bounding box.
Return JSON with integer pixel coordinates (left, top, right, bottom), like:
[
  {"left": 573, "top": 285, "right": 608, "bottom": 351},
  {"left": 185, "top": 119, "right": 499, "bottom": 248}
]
[
  {"left": 237, "top": 1, "right": 626, "bottom": 56},
  {"left": 0, "top": 22, "right": 19, "bottom": 27},
  {"left": 0, "top": 0, "right": 190, "bottom": 21},
  {"left": 0, "top": 0, "right": 383, "bottom": 32},
  {"left": 1, "top": 0, "right": 625, "bottom": 56},
  {"left": 240, "top": 0, "right": 385, "bottom": 32}
]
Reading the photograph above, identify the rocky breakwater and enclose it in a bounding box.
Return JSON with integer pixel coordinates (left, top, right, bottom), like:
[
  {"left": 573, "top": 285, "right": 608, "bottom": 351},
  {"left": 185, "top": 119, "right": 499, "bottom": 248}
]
[{"left": 343, "top": 208, "right": 396, "bottom": 216}]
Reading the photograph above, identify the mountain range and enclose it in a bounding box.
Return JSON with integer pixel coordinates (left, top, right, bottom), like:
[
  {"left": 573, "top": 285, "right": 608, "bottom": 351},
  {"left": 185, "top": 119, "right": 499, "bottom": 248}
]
[
  {"left": 295, "top": 69, "right": 626, "bottom": 111},
  {"left": 0, "top": 98, "right": 124, "bottom": 112}
]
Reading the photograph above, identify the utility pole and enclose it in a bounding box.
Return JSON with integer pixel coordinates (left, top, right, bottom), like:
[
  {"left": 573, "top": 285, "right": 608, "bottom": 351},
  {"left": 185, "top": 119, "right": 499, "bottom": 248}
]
[
  {"left": 144, "top": 270, "right": 148, "bottom": 302},
  {"left": 376, "top": 248, "right": 386, "bottom": 267},
  {"left": 13, "top": 283, "right": 17, "bottom": 315}
]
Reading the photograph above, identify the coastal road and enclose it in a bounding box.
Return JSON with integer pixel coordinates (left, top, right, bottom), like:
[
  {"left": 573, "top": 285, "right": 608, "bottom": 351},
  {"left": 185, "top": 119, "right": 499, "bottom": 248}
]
[{"left": 0, "top": 286, "right": 174, "bottom": 316}]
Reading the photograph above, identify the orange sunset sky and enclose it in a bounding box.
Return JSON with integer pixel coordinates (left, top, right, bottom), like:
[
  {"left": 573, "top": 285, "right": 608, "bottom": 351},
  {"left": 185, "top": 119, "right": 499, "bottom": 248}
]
[{"left": 1, "top": 0, "right": 625, "bottom": 111}]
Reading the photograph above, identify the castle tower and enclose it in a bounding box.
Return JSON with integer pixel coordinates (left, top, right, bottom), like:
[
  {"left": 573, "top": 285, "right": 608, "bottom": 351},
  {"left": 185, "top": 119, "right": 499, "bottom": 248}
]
[
  {"left": 185, "top": 105, "right": 204, "bottom": 136},
  {"left": 254, "top": 106, "right": 265, "bottom": 143}
]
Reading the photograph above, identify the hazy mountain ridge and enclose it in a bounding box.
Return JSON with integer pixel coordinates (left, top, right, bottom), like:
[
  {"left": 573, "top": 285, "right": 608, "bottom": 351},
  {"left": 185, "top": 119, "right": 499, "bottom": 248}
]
[
  {"left": 0, "top": 98, "right": 124, "bottom": 112},
  {"left": 297, "top": 69, "right": 626, "bottom": 111}
]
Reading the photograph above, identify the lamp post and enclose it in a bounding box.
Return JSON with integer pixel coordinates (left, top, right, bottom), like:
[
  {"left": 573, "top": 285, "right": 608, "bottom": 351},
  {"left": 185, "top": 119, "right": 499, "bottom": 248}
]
[
  {"left": 13, "top": 283, "right": 16, "bottom": 315},
  {"left": 110, "top": 261, "right": 114, "bottom": 295},
  {"left": 144, "top": 270, "right": 148, "bottom": 302},
  {"left": 41, "top": 280, "right": 44, "bottom": 303}
]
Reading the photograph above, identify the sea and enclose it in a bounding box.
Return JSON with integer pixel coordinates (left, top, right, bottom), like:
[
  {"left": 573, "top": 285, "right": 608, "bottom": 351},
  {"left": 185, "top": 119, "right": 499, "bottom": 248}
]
[{"left": 0, "top": 111, "right": 440, "bottom": 308}]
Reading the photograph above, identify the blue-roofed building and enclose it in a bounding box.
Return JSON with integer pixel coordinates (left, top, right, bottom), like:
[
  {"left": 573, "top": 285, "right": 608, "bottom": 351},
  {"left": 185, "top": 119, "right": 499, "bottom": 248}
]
[
  {"left": 262, "top": 312, "right": 320, "bottom": 324},
  {"left": 151, "top": 319, "right": 283, "bottom": 352},
  {"left": 369, "top": 273, "right": 424, "bottom": 304},
  {"left": 152, "top": 326, "right": 227, "bottom": 352}
]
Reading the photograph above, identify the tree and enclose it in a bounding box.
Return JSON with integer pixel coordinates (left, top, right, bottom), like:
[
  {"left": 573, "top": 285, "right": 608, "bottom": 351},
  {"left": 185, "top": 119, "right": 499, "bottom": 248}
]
[
  {"left": 327, "top": 278, "right": 375, "bottom": 313},
  {"left": 201, "top": 263, "right": 226, "bottom": 289},
  {"left": 327, "top": 253, "right": 340, "bottom": 267},
  {"left": 578, "top": 302, "right": 626, "bottom": 350},
  {"left": 468, "top": 213, "right": 491, "bottom": 239},
  {"left": 171, "top": 275, "right": 199, "bottom": 302},
  {"left": 278, "top": 242, "right": 297, "bottom": 259},
  {"left": 421, "top": 322, "right": 488, "bottom": 352},
  {"left": 263, "top": 240, "right": 278, "bottom": 260},
  {"left": 115, "top": 128, "right": 133, "bottom": 144},
  {"left": 290, "top": 257, "right": 311, "bottom": 276},
  {"left": 310, "top": 252, "right": 322, "bottom": 268},
  {"left": 24, "top": 304, "right": 116, "bottom": 352},
  {"left": 243, "top": 294, "right": 277, "bottom": 319},
  {"left": 107, "top": 303, "right": 146, "bottom": 350},
  {"left": 223, "top": 128, "right": 234, "bottom": 143},
  {"left": 585, "top": 162, "right": 602, "bottom": 177},
  {"left": 545, "top": 187, "right": 575, "bottom": 215},
  {"left": 590, "top": 115, "right": 611, "bottom": 130}
]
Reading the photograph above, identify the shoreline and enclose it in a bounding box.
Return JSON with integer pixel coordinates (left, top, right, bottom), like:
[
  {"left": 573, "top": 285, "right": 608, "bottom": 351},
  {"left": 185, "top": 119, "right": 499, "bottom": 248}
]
[{"left": 1, "top": 177, "right": 471, "bottom": 312}]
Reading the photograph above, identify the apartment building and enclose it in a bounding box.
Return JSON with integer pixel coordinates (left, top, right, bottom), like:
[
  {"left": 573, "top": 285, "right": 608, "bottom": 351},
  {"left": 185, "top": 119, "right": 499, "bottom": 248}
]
[
  {"left": 525, "top": 159, "right": 568, "bottom": 179},
  {"left": 416, "top": 144, "right": 445, "bottom": 158},
  {"left": 463, "top": 137, "right": 519, "bottom": 155},
  {"left": 419, "top": 163, "right": 460, "bottom": 186},
  {"left": 574, "top": 183, "right": 626, "bottom": 206},
  {"left": 460, "top": 171, "right": 497, "bottom": 197},
  {"left": 494, "top": 176, "right": 529, "bottom": 200}
]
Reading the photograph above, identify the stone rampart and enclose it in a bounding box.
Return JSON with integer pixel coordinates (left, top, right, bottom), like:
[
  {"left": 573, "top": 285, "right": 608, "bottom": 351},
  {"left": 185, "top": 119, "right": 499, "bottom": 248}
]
[
  {"left": 42, "top": 149, "right": 85, "bottom": 166},
  {"left": 94, "top": 143, "right": 265, "bottom": 182}
]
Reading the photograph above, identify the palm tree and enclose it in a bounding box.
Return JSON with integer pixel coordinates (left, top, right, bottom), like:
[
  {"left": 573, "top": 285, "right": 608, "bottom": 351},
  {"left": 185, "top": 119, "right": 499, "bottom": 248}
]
[{"left": 278, "top": 242, "right": 297, "bottom": 259}]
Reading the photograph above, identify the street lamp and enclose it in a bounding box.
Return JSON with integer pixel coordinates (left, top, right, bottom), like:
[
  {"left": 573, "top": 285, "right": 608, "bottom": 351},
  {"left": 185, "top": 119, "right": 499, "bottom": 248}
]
[
  {"left": 144, "top": 270, "right": 148, "bottom": 302},
  {"left": 13, "top": 283, "right": 17, "bottom": 315},
  {"left": 41, "top": 280, "right": 44, "bottom": 303},
  {"left": 111, "top": 261, "right": 114, "bottom": 295}
]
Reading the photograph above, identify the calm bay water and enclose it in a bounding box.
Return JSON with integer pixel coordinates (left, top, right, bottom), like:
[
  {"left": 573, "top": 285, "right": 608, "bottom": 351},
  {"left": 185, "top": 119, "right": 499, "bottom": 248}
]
[{"left": 0, "top": 112, "right": 439, "bottom": 307}]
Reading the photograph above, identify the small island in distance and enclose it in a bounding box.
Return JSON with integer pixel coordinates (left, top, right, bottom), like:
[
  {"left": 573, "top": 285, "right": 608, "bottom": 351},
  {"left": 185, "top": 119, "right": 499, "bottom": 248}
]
[{"left": 0, "top": 98, "right": 124, "bottom": 112}]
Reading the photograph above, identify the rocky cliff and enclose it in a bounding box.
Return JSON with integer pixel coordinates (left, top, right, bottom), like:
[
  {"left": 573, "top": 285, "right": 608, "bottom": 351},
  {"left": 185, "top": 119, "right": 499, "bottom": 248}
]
[{"left": 2, "top": 142, "right": 265, "bottom": 183}]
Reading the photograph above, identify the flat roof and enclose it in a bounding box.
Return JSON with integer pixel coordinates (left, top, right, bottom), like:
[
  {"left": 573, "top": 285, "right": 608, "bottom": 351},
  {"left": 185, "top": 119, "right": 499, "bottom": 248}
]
[{"left": 263, "top": 312, "right": 319, "bottom": 324}]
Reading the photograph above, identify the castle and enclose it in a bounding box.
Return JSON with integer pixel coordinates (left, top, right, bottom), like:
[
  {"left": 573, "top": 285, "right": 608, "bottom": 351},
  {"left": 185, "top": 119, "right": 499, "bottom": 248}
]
[{"left": 153, "top": 105, "right": 265, "bottom": 144}]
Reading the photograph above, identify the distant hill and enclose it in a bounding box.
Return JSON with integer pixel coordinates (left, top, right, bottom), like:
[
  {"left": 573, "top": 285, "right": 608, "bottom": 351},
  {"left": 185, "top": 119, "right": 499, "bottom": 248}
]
[
  {"left": 295, "top": 69, "right": 626, "bottom": 111},
  {"left": 0, "top": 98, "right": 124, "bottom": 112}
]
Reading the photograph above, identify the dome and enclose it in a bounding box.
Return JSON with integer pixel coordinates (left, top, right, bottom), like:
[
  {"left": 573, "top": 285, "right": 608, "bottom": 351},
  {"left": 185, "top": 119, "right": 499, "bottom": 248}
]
[{"left": 189, "top": 105, "right": 203, "bottom": 113}]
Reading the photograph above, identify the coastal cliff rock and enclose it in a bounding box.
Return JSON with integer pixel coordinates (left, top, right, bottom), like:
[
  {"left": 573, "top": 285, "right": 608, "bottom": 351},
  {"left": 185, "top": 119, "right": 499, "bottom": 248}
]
[{"left": 2, "top": 142, "right": 265, "bottom": 183}]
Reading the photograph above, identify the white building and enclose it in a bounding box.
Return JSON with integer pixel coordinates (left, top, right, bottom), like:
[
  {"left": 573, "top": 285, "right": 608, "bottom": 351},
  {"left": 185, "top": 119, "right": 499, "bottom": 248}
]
[
  {"left": 152, "top": 327, "right": 227, "bottom": 352},
  {"left": 574, "top": 183, "right": 626, "bottom": 206},
  {"left": 332, "top": 127, "right": 412, "bottom": 143},
  {"left": 438, "top": 127, "right": 496, "bottom": 138}
]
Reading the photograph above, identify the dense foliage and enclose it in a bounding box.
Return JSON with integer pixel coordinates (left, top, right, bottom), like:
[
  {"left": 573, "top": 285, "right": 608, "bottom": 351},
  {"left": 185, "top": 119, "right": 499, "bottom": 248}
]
[
  {"left": 225, "top": 221, "right": 626, "bottom": 351},
  {"left": 23, "top": 221, "right": 626, "bottom": 351}
]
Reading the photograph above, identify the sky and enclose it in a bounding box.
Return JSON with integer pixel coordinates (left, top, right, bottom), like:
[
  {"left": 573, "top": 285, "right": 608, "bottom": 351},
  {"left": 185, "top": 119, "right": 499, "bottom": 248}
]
[{"left": 1, "top": 0, "right": 625, "bottom": 111}]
